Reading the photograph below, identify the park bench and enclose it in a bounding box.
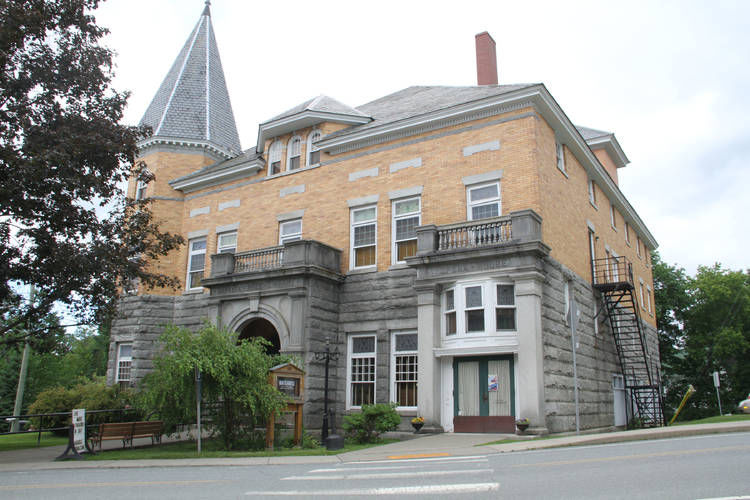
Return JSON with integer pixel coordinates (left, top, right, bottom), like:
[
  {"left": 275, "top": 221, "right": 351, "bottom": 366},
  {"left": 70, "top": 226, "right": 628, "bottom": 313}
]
[{"left": 90, "top": 421, "right": 163, "bottom": 451}]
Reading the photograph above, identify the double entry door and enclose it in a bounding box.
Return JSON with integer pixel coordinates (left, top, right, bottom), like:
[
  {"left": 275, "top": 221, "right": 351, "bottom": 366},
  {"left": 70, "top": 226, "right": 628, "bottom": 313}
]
[{"left": 453, "top": 355, "right": 515, "bottom": 433}]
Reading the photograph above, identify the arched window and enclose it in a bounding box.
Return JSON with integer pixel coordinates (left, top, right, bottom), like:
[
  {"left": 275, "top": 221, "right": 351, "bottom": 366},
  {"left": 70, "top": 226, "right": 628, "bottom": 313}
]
[
  {"left": 268, "top": 141, "right": 282, "bottom": 175},
  {"left": 307, "top": 130, "right": 322, "bottom": 167},
  {"left": 287, "top": 136, "right": 302, "bottom": 171},
  {"left": 134, "top": 169, "right": 149, "bottom": 201}
]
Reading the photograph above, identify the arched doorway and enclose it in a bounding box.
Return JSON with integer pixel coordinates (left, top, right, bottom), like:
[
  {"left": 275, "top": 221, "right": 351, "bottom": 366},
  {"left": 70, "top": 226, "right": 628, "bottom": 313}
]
[{"left": 238, "top": 318, "right": 281, "bottom": 355}]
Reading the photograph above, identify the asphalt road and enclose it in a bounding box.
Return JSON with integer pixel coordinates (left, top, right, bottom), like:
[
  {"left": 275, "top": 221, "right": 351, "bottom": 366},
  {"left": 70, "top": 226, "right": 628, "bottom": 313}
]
[{"left": 1, "top": 432, "right": 748, "bottom": 499}]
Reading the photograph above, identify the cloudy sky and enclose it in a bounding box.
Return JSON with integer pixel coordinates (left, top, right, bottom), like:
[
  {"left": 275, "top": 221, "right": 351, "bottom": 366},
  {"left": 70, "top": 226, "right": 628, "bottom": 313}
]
[{"left": 94, "top": 0, "right": 749, "bottom": 275}]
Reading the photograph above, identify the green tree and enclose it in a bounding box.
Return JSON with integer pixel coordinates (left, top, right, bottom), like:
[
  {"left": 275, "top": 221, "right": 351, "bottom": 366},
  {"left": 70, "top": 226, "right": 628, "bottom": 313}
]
[
  {"left": 139, "top": 324, "right": 292, "bottom": 450},
  {"left": 679, "top": 265, "right": 749, "bottom": 418},
  {"left": 0, "top": 0, "right": 183, "bottom": 349}
]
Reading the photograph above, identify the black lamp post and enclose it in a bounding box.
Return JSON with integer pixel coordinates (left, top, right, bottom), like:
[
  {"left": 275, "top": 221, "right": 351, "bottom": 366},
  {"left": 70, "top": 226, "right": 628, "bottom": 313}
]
[{"left": 313, "top": 336, "right": 339, "bottom": 442}]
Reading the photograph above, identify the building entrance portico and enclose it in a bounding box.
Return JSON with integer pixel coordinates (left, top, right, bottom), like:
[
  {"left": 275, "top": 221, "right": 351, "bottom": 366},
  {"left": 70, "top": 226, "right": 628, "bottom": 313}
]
[{"left": 238, "top": 318, "right": 281, "bottom": 354}]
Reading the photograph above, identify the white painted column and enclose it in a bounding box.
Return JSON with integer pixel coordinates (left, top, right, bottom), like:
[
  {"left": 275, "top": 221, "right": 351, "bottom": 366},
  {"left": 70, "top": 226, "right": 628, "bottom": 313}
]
[
  {"left": 416, "top": 284, "right": 443, "bottom": 430},
  {"left": 515, "top": 273, "right": 547, "bottom": 433}
]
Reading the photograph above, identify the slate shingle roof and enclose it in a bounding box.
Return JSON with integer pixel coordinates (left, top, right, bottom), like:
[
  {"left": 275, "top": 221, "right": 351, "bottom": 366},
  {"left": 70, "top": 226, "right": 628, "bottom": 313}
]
[
  {"left": 576, "top": 125, "right": 611, "bottom": 141},
  {"left": 266, "top": 95, "right": 370, "bottom": 124},
  {"left": 139, "top": 5, "right": 241, "bottom": 155}
]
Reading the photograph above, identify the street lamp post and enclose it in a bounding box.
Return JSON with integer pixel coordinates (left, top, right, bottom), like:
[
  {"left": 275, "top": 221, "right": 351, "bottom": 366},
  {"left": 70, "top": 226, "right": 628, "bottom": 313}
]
[{"left": 313, "top": 336, "right": 339, "bottom": 442}]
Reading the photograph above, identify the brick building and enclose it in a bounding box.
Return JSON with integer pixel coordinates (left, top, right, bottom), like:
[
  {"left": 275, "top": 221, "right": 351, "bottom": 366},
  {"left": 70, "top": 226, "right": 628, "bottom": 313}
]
[{"left": 108, "top": 3, "right": 662, "bottom": 434}]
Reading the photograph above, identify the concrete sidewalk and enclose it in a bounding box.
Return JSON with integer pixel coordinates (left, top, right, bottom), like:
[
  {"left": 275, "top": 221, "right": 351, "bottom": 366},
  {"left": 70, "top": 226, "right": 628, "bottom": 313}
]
[{"left": 1, "top": 421, "right": 748, "bottom": 472}]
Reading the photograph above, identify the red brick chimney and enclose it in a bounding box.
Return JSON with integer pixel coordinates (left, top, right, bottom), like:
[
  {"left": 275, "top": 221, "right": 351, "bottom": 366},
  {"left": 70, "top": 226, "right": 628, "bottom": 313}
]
[{"left": 475, "top": 32, "right": 498, "bottom": 85}]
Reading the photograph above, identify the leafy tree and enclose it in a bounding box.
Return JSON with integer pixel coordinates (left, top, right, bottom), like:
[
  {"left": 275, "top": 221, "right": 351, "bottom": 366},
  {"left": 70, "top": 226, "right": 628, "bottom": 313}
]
[
  {"left": 139, "top": 324, "right": 292, "bottom": 450},
  {"left": 0, "top": 0, "right": 183, "bottom": 349},
  {"left": 679, "top": 265, "right": 749, "bottom": 418}
]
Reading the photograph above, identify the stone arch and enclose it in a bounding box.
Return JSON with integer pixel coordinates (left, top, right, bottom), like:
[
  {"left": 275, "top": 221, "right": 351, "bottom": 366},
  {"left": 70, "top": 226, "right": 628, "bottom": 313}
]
[
  {"left": 225, "top": 304, "right": 290, "bottom": 353},
  {"left": 238, "top": 318, "right": 280, "bottom": 354}
]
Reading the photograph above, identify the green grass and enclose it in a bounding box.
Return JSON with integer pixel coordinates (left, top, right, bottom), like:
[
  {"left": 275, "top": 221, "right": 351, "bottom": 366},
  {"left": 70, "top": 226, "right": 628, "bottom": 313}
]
[
  {"left": 0, "top": 432, "right": 68, "bottom": 451},
  {"left": 672, "top": 414, "right": 750, "bottom": 426},
  {"left": 85, "top": 437, "right": 398, "bottom": 460}
]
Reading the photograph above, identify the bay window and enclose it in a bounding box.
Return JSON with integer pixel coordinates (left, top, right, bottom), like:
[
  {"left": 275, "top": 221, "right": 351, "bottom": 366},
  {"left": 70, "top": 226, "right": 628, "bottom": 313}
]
[{"left": 442, "top": 281, "right": 517, "bottom": 336}]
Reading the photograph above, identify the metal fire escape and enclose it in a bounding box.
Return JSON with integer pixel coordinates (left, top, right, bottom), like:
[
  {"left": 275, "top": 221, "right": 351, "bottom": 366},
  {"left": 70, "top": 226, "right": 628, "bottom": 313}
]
[{"left": 592, "top": 256, "right": 665, "bottom": 427}]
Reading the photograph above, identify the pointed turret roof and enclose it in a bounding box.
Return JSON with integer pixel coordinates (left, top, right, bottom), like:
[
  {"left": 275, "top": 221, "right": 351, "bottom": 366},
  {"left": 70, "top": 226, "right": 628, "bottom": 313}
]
[{"left": 139, "top": 2, "right": 241, "bottom": 157}]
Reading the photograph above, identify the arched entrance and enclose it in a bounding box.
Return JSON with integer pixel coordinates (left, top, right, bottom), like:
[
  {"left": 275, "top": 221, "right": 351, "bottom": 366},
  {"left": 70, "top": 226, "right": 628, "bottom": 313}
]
[{"left": 238, "top": 318, "right": 281, "bottom": 355}]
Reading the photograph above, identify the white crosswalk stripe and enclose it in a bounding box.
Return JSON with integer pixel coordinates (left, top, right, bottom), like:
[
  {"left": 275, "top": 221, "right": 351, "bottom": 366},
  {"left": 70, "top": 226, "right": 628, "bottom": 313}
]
[{"left": 245, "top": 454, "right": 499, "bottom": 497}]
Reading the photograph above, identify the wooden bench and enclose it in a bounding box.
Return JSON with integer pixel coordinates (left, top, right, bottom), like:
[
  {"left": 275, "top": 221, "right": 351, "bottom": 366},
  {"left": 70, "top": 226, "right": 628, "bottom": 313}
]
[{"left": 90, "top": 421, "right": 163, "bottom": 451}]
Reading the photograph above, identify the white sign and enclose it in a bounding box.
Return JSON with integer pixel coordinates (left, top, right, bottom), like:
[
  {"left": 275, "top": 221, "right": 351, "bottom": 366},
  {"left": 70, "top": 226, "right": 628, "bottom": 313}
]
[
  {"left": 713, "top": 371, "right": 720, "bottom": 388},
  {"left": 72, "top": 408, "right": 86, "bottom": 453}
]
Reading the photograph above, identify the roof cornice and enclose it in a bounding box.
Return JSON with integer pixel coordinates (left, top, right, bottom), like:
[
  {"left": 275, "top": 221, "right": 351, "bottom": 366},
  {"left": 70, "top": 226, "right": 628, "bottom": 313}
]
[
  {"left": 256, "top": 110, "right": 372, "bottom": 153},
  {"left": 585, "top": 134, "right": 630, "bottom": 169},
  {"left": 137, "top": 136, "right": 235, "bottom": 160},
  {"left": 169, "top": 157, "right": 263, "bottom": 193}
]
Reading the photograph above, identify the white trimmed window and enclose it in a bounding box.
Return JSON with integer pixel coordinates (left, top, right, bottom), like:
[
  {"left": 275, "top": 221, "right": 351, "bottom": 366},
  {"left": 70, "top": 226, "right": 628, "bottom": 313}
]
[
  {"left": 347, "top": 334, "right": 376, "bottom": 408},
  {"left": 116, "top": 343, "right": 133, "bottom": 386},
  {"left": 610, "top": 203, "right": 617, "bottom": 230},
  {"left": 637, "top": 237, "right": 642, "bottom": 258},
  {"left": 639, "top": 280, "right": 646, "bottom": 309},
  {"left": 611, "top": 251, "right": 620, "bottom": 282},
  {"left": 186, "top": 237, "right": 206, "bottom": 290},
  {"left": 496, "top": 284, "right": 516, "bottom": 331},
  {"left": 604, "top": 249, "right": 611, "bottom": 282},
  {"left": 625, "top": 222, "right": 631, "bottom": 244},
  {"left": 556, "top": 141, "right": 566, "bottom": 174},
  {"left": 467, "top": 182, "right": 500, "bottom": 220},
  {"left": 444, "top": 288, "right": 457, "bottom": 336},
  {"left": 391, "top": 332, "right": 418, "bottom": 408},
  {"left": 287, "top": 136, "right": 301, "bottom": 171},
  {"left": 588, "top": 179, "right": 597, "bottom": 206},
  {"left": 217, "top": 231, "right": 237, "bottom": 254},
  {"left": 392, "top": 197, "right": 420, "bottom": 264},
  {"left": 307, "top": 130, "right": 321, "bottom": 167},
  {"left": 135, "top": 178, "right": 148, "bottom": 201},
  {"left": 646, "top": 286, "right": 653, "bottom": 314},
  {"left": 269, "top": 140, "right": 283, "bottom": 175},
  {"left": 279, "top": 219, "right": 302, "bottom": 244},
  {"left": 443, "top": 281, "right": 516, "bottom": 336},
  {"left": 351, "top": 205, "right": 376, "bottom": 269}
]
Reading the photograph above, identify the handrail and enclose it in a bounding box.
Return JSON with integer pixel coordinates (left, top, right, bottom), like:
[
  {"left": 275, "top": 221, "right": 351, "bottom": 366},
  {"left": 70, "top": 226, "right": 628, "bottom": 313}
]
[
  {"left": 233, "top": 245, "right": 284, "bottom": 273},
  {"left": 437, "top": 216, "right": 512, "bottom": 251}
]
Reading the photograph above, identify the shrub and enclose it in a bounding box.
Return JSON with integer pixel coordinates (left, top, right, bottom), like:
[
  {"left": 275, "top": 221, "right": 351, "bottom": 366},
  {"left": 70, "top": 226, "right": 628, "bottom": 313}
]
[
  {"left": 28, "top": 378, "right": 137, "bottom": 435},
  {"left": 342, "top": 403, "right": 400, "bottom": 443}
]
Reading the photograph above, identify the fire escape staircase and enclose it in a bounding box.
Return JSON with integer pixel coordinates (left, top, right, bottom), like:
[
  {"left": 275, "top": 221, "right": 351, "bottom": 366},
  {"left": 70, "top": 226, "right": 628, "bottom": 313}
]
[{"left": 592, "top": 257, "right": 665, "bottom": 427}]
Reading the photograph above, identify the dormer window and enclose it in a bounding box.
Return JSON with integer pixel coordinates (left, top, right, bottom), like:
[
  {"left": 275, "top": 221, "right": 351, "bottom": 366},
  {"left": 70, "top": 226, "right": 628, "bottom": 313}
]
[
  {"left": 307, "top": 130, "right": 321, "bottom": 167},
  {"left": 269, "top": 141, "right": 282, "bottom": 175},
  {"left": 287, "top": 136, "right": 301, "bottom": 171}
]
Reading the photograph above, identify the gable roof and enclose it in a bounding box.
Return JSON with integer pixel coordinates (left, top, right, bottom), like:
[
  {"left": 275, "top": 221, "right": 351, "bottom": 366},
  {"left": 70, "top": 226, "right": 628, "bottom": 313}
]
[
  {"left": 139, "top": 4, "right": 241, "bottom": 156},
  {"left": 266, "top": 95, "right": 370, "bottom": 124}
]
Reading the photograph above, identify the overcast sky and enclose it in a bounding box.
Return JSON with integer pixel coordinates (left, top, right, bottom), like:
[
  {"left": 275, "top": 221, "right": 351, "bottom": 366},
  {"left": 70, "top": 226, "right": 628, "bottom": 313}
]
[{"left": 94, "top": 0, "right": 749, "bottom": 276}]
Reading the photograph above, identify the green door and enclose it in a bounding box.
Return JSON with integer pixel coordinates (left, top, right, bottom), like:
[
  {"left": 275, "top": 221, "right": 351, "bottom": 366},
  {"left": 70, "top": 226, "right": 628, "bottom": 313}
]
[{"left": 453, "top": 356, "right": 515, "bottom": 432}]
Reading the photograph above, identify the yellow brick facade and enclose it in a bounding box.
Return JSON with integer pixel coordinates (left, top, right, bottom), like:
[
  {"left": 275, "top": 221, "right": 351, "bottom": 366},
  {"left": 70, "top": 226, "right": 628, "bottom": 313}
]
[{"left": 135, "top": 107, "right": 656, "bottom": 327}]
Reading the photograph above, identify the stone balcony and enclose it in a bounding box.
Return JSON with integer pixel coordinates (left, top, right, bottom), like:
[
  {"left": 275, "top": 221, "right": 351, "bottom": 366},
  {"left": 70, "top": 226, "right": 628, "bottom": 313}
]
[{"left": 205, "top": 239, "right": 342, "bottom": 287}]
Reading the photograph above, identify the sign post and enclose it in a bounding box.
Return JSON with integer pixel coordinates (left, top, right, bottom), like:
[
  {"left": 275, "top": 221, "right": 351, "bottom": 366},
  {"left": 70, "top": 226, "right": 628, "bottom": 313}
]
[
  {"left": 195, "top": 367, "right": 202, "bottom": 454},
  {"left": 713, "top": 371, "right": 723, "bottom": 416}
]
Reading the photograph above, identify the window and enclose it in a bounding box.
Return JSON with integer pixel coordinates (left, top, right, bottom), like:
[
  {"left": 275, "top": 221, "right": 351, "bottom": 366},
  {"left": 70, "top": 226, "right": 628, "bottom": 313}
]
[
  {"left": 589, "top": 229, "right": 597, "bottom": 283},
  {"left": 556, "top": 141, "right": 566, "bottom": 174},
  {"left": 391, "top": 332, "right": 417, "bottom": 408},
  {"left": 116, "top": 343, "right": 133, "bottom": 386},
  {"left": 186, "top": 237, "right": 206, "bottom": 290},
  {"left": 217, "top": 232, "right": 237, "bottom": 254},
  {"left": 444, "top": 289, "right": 456, "bottom": 335},
  {"left": 465, "top": 286, "right": 485, "bottom": 332},
  {"left": 636, "top": 237, "right": 642, "bottom": 258},
  {"left": 646, "top": 286, "right": 653, "bottom": 315},
  {"left": 496, "top": 284, "right": 516, "bottom": 330},
  {"left": 610, "top": 203, "right": 617, "bottom": 230},
  {"left": 279, "top": 219, "right": 302, "bottom": 244},
  {"left": 563, "top": 280, "right": 570, "bottom": 324},
  {"left": 442, "top": 281, "right": 517, "bottom": 336},
  {"left": 287, "top": 136, "right": 301, "bottom": 171},
  {"left": 639, "top": 280, "right": 646, "bottom": 310},
  {"left": 625, "top": 222, "right": 631, "bottom": 244},
  {"left": 392, "top": 197, "right": 420, "bottom": 264},
  {"left": 268, "top": 141, "right": 282, "bottom": 175},
  {"left": 588, "top": 180, "right": 597, "bottom": 206},
  {"left": 135, "top": 178, "right": 148, "bottom": 201},
  {"left": 307, "top": 130, "right": 321, "bottom": 166},
  {"left": 467, "top": 182, "right": 500, "bottom": 220},
  {"left": 348, "top": 334, "right": 376, "bottom": 408},
  {"left": 611, "top": 251, "right": 620, "bottom": 282},
  {"left": 604, "top": 249, "right": 611, "bottom": 282},
  {"left": 351, "top": 206, "right": 376, "bottom": 268}
]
